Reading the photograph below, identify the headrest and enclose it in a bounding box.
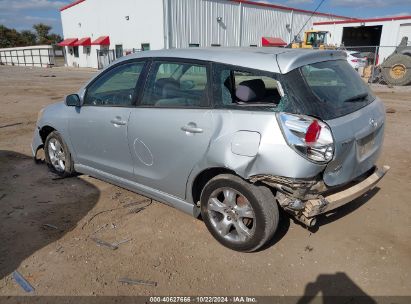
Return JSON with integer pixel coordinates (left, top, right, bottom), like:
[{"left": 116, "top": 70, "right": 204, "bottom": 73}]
[{"left": 235, "top": 79, "right": 266, "bottom": 102}]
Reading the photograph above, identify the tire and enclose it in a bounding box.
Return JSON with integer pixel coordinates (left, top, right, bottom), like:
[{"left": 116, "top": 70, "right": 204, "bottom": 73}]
[
  {"left": 200, "top": 174, "right": 279, "bottom": 252},
  {"left": 381, "top": 54, "right": 411, "bottom": 86},
  {"left": 44, "top": 131, "right": 75, "bottom": 177}
]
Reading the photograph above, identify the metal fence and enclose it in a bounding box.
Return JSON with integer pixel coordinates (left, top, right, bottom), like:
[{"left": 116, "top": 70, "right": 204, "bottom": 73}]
[{"left": 0, "top": 46, "right": 58, "bottom": 67}]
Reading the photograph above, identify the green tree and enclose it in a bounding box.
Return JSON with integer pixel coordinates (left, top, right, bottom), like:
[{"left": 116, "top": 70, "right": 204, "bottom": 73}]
[
  {"left": 0, "top": 23, "right": 61, "bottom": 48},
  {"left": 33, "top": 23, "right": 52, "bottom": 44},
  {"left": 47, "top": 33, "right": 62, "bottom": 45},
  {"left": 20, "top": 30, "right": 37, "bottom": 46},
  {"left": 0, "top": 25, "right": 22, "bottom": 48},
  {"left": 0, "top": 25, "right": 11, "bottom": 48}
]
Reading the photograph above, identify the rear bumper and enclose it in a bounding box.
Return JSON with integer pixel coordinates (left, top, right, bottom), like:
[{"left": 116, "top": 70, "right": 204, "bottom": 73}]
[{"left": 303, "top": 165, "right": 390, "bottom": 218}]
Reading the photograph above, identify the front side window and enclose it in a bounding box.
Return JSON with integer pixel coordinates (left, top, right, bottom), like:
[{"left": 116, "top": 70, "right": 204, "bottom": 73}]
[
  {"left": 84, "top": 61, "right": 145, "bottom": 106},
  {"left": 213, "top": 64, "right": 283, "bottom": 110},
  {"left": 141, "top": 61, "right": 209, "bottom": 107}
]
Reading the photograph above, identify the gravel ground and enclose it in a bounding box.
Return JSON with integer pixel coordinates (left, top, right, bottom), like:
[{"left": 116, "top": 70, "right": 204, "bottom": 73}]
[{"left": 0, "top": 65, "right": 410, "bottom": 298}]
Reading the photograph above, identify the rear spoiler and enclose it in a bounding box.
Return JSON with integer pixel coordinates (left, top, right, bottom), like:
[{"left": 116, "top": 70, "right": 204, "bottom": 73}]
[{"left": 276, "top": 50, "right": 347, "bottom": 74}]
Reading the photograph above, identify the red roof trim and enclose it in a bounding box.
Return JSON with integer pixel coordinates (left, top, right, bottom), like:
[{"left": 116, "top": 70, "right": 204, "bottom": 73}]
[
  {"left": 74, "top": 37, "right": 91, "bottom": 46},
  {"left": 57, "top": 38, "right": 78, "bottom": 46},
  {"left": 91, "top": 36, "right": 110, "bottom": 45},
  {"left": 314, "top": 15, "right": 411, "bottom": 25},
  {"left": 60, "top": 0, "right": 86, "bottom": 11},
  {"left": 231, "top": 0, "right": 351, "bottom": 19},
  {"left": 60, "top": 0, "right": 351, "bottom": 19}
]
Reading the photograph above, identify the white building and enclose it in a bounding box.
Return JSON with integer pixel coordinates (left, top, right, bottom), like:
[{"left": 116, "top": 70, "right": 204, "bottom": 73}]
[
  {"left": 59, "top": 0, "right": 348, "bottom": 69},
  {"left": 314, "top": 16, "right": 411, "bottom": 63}
]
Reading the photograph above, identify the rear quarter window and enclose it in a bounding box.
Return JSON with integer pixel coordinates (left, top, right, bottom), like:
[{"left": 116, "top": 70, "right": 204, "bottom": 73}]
[{"left": 281, "top": 60, "right": 376, "bottom": 120}]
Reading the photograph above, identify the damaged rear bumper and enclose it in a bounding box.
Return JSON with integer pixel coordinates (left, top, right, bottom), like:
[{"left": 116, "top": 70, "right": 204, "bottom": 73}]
[
  {"left": 302, "top": 165, "right": 390, "bottom": 217},
  {"left": 251, "top": 165, "right": 390, "bottom": 225}
]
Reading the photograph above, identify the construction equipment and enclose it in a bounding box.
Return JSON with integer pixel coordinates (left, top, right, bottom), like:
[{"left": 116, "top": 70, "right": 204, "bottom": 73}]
[
  {"left": 291, "top": 30, "right": 335, "bottom": 49},
  {"left": 380, "top": 37, "right": 411, "bottom": 86}
]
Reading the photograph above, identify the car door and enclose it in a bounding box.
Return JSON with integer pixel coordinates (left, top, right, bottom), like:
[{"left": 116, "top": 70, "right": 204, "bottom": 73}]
[
  {"left": 127, "top": 59, "right": 213, "bottom": 199},
  {"left": 68, "top": 60, "right": 146, "bottom": 179}
]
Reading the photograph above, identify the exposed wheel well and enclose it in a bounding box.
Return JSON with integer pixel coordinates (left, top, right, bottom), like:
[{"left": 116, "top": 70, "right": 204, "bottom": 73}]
[
  {"left": 39, "top": 126, "right": 56, "bottom": 143},
  {"left": 191, "top": 167, "right": 236, "bottom": 207}
]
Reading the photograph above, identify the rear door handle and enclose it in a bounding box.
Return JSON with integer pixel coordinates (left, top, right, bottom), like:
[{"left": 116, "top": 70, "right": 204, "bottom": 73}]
[
  {"left": 181, "top": 124, "right": 203, "bottom": 134},
  {"left": 110, "top": 117, "right": 127, "bottom": 126}
]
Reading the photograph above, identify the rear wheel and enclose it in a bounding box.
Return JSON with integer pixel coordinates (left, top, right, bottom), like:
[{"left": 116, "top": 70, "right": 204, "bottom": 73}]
[
  {"left": 200, "top": 174, "right": 279, "bottom": 252},
  {"left": 382, "top": 54, "right": 411, "bottom": 86},
  {"left": 44, "top": 131, "right": 75, "bottom": 177}
]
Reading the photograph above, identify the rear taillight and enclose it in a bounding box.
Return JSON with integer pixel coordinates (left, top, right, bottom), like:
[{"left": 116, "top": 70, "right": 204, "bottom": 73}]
[
  {"left": 305, "top": 120, "right": 321, "bottom": 143},
  {"left": 351, "top": 59, "right": 358, "bottom": 63},
  {"left": 277, "top": 113, "right": 334, "bottom": 163}
]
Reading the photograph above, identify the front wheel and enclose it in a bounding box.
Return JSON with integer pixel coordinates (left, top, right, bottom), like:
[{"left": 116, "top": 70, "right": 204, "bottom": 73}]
[
  {"left": 44, "top": 131, "right": 75, "bottom": 177},
  {"left": 200, "top": 174, "right": 279, "bottom": 252}
]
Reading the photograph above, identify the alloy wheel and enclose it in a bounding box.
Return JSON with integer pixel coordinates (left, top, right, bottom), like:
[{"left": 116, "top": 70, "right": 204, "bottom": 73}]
[
  {"left": 47, "top": 138, "right": 66, "bottom": 172},
  {"left": 207, "top": 187, "right": 256, "bottom": 242}
]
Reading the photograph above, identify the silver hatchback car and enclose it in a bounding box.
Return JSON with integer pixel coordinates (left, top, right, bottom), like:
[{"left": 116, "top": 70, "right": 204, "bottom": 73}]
[{"left": 32, "top": 48, "right": 389, "bottom": 252}]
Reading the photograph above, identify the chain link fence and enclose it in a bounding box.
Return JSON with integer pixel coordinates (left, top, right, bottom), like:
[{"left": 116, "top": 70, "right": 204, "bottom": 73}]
[{"left": 339, "top": 40, "right": 411, "bottom": 87}]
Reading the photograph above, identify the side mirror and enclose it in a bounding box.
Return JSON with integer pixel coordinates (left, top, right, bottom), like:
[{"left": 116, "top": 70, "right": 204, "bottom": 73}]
[{"left": 65, "top": 94, "right": 81, "bottom": 107}]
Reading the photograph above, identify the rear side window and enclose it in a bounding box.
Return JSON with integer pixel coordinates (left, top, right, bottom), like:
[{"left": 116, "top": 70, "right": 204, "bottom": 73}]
[
  {"left": 213, "top": 64, "right": 283, "bottom": 109},
  {"left": 141, "top": 61, "right": 209, "bottom": 107}
]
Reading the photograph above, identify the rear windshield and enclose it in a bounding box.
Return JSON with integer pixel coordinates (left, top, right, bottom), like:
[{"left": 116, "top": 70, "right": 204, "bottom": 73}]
[{"left": 280, "top": 60, "right": 375, "bottom": 120}]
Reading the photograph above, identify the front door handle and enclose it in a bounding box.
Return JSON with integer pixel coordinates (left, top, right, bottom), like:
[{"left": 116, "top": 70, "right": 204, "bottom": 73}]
[
  {"left": 110, "top": 117, "right": 127, "bottom": 126},
  {"left": 181, "top": 123, "right": 203, "bottom": 134}
]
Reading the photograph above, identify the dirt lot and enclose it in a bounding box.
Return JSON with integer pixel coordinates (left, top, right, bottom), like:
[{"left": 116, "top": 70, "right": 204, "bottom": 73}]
[{"left": 0, "top": 65, "right": 410, "bottom": 298}]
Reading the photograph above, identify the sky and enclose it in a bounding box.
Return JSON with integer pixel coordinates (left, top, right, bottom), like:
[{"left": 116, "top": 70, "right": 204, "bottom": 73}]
[{"left": 0, "top": 0, "right": 410, "bottom": 35}]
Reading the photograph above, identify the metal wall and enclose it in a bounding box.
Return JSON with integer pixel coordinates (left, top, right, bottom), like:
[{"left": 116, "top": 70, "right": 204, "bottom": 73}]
[
  {"left": 166, "top": 0, "right": 240, "bottom": 48},
  {"left": 165, "top": 0, "right": 346, "bottom": 48}
]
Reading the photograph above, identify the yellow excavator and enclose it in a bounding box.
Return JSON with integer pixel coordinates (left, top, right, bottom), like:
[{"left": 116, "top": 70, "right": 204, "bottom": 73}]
[{"left": 291, "top": 30, "right": 335, "bottom": 49}]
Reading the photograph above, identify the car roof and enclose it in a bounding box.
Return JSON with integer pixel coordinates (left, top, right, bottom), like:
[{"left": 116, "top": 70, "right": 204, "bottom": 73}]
[{"left": 116, "top": 47, "right": 347, "bottom": 74}]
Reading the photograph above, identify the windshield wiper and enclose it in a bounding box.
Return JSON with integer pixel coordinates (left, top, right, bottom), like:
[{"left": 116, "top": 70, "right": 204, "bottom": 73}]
[{"left": 343, "top": 92, "right": 368, "bottom": 103}]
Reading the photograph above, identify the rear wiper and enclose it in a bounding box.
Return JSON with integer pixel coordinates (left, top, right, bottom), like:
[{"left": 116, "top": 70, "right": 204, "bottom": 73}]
[{"left": 343, "top": 92, "right": 368, "bottom": 103}]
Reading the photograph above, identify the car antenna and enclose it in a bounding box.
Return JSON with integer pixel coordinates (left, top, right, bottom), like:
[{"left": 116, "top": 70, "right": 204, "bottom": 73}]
[{"left": 286, "top": 0, "right": 327, "bottom": 48}]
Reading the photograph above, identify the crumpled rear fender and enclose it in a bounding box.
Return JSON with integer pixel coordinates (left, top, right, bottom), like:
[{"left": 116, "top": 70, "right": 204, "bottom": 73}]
[{"left": 185, "top": 110, "right": 326, "bottom": 204}]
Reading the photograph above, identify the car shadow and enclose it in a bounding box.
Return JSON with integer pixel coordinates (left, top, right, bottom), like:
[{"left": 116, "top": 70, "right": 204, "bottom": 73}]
[
  {"left": 292, "top": 187, "right": 380, "bottom": 233},
  {"left": 296, "top": 272, "right": 377, "bottom": 304},
  {"left": 0, "top": 150, "right": 100, "bottom": 280}
]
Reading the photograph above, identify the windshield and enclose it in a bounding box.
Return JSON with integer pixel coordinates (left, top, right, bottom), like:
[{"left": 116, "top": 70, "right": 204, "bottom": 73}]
[
  {"left": 306, "top": 32, "right": 327, "bottom": 46},
  {"left": 280, "top": 60, "right": 375, "bottom": 120}
]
